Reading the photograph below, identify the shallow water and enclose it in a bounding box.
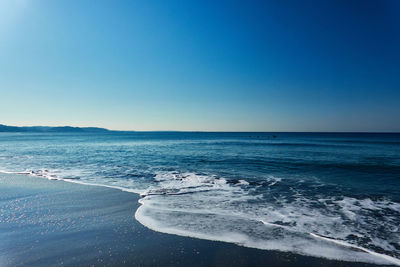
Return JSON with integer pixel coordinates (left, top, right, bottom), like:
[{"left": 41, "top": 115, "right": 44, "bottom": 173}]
[{"left": 0, "top": 132, "right": 399, "bottom": 265}]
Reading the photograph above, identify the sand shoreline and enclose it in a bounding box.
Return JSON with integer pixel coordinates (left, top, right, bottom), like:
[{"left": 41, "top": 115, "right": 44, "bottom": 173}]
[{"left": 0, "top": 173, "right": 386, "bottom": 266}]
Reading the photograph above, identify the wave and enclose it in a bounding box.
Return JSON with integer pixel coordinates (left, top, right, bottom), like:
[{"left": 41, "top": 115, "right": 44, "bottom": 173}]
[
  {"left": 192, "top": 140, "right": 354, "bottom": 148},
  {"left": 324, "top": 139, "right": 400, "bottom": 145},
  {"left": 309, "top": 233, "right": 400, "bottom": 266},
  {"left": 135, "top": 200, "right": 400, "bottom": 265},
  {"left": 135, "top": 171, "right": 400, "bottom": 265}
]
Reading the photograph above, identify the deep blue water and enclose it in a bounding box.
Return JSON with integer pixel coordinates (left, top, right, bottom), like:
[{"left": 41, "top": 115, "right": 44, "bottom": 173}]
[{"left": 0, "top": 132, "right": 399, "bottom": 264}]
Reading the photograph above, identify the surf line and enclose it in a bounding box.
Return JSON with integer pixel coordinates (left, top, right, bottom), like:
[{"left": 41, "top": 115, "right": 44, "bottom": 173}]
[
  {"left": 309, "top": 233, "right": 400, "bottom": 266},
  {"left": 4, "top": 170, "right": 400, "bottom": 265},
  {"left": 0, "top": 170, "right": 142, "bottom": 194}
]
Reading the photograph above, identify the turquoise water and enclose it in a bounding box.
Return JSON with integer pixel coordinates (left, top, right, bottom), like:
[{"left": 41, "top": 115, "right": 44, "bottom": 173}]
[{"left": 0, "top": 132, "right": 399, "bottom": 265}]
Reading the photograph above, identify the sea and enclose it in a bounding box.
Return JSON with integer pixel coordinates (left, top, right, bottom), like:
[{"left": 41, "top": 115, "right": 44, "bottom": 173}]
[{"left": 0, "top": 132, "right": 399, "bottom": 265}]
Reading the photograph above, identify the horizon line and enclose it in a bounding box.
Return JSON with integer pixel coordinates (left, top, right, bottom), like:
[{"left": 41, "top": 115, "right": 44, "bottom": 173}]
[{"left": 1, "top": 124, "right": 399, "bottom": 134}]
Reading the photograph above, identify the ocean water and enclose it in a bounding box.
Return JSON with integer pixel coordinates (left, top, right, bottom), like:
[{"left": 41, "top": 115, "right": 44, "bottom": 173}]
[{"left": 0, "top": 132, "right": 399, "bottom": 265}]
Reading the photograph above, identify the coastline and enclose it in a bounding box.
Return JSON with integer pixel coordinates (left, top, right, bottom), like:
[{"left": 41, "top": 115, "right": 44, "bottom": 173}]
[{"left": 0, "top": 173, "right": 389, "bottom": 266}]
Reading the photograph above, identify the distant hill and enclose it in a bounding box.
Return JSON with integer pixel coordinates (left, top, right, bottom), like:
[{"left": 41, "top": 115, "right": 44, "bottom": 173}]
[{"left": 0, "top": 124, "right": 110, "bottom": 133}]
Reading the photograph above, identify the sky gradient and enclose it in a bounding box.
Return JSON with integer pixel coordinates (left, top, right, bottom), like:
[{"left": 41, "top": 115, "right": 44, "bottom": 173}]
[{"left": 1, "top": 0, "right": 399, "bottom": 131}]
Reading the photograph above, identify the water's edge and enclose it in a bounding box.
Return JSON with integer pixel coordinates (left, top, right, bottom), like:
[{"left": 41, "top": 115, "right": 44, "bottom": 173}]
[{"left": 2, "top": 171, "right": 398, "bottom": 266}]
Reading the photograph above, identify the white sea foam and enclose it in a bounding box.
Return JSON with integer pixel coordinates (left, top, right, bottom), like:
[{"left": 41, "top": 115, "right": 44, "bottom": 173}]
[
  {"left": 135, "top": 171, "right": 400, "bottom": 265},
  {"left": 135, "top": 199, "right": 398, "bottom": 265},
  {"left": 309, "top": 233, "right": 400, "bottom": 266}
]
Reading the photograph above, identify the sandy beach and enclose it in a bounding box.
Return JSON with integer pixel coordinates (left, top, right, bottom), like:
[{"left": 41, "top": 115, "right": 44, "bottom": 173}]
[{"left": 0, "top": 173, "right": 384, "bottom": 266}]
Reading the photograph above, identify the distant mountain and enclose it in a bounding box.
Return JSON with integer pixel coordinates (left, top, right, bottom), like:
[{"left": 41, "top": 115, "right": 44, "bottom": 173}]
[{"left": 0, "top": 124, "right": 110, "bottom": 133}]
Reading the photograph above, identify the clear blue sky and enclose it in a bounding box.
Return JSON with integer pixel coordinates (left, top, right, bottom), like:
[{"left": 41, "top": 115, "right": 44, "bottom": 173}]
[{"left": 1, "top": 0, "right": 399, "bottom": 131}]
